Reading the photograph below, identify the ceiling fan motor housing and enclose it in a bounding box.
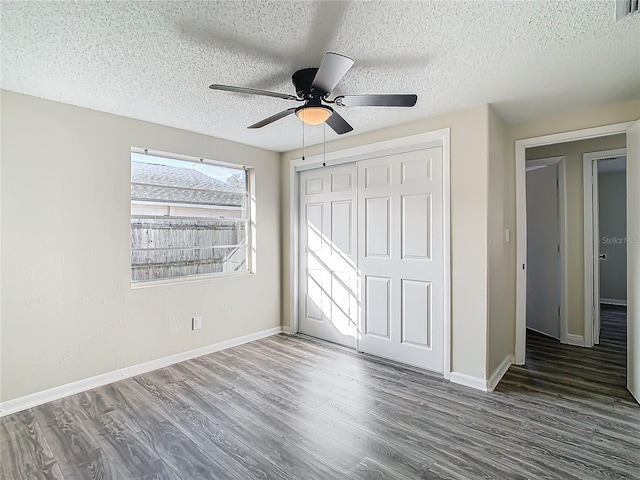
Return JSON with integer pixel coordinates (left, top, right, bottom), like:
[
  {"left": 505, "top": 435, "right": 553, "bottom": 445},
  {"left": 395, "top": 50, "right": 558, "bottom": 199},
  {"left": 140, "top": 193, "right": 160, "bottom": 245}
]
[{"left": 292, "top": 68, "right": 324, "bottom": 99}]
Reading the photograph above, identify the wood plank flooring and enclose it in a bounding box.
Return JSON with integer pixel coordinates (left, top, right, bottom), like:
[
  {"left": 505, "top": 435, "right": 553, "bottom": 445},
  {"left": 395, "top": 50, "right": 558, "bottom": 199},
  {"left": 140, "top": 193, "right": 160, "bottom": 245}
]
[{"left": 2, "top": 305, "right": 638, "bottom": 479}]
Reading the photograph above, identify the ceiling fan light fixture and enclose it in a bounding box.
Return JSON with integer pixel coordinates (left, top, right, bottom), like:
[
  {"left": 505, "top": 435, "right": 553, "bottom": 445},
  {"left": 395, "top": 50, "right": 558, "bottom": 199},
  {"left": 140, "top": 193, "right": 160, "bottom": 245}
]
[{"left": 296, "top": 106, "right": 333, "bottom": 125}]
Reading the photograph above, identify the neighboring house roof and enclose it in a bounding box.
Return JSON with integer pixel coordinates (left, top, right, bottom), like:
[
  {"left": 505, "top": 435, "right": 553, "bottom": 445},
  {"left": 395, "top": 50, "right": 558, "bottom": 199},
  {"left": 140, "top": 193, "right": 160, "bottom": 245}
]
[{"left": 131, "top": 161, "right": 245, "bottom": 207}]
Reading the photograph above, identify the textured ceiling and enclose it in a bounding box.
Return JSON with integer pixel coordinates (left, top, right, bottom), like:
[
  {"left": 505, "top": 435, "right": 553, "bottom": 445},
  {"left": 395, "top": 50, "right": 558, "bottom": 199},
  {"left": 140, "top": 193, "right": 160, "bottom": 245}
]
[{"left": 1, "top": 1, "right": 639, "bottom": 152}]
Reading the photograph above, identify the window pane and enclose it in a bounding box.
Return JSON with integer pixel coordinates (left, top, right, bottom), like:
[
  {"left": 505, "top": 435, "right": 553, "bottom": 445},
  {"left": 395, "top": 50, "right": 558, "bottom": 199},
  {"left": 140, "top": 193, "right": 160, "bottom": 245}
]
[
  {"left": 130, "top": 150, "right": 250, "bottom": 282},
  {"left": 131, "top": 218, "right": 248, "bottom": 281},
  {"left": 131, "top": 245, "right": 247, "bottom": 282},
  {"left": 131, "top": 202, "right": 246, "bottom": 220},
  {"left": 131, "top": 153, "right": 246, "bottom": 193},
  {"left": 131, "top": 218, "right": 247, "bottom": 250},
  {"left": 131, "top": 185, "right": 246, "bottom": 218}
]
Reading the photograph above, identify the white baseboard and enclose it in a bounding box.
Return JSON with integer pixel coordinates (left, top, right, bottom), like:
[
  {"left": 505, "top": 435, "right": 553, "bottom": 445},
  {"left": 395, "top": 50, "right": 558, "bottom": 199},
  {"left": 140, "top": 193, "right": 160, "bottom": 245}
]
[
  {"left": 450, "top": 354, "right": 514, "bottom": 393},
  {"left": 487, "top": 355, "right": 514, "bottom": 392},
  {"left": 449, "top": 372, "right": 488, "bottom": 392},
  {"left": 0, "top": 326, "right": 283, "bottom": 417},
  {"left": 601, "top": 298, "right": 627, "bottom": 306},
  {"left": 566, "top": 334, "right": 585, "bottom": 347}
]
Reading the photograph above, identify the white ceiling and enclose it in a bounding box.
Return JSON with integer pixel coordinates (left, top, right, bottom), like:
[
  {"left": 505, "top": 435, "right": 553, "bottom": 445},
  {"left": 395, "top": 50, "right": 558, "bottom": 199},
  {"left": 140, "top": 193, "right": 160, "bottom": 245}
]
[{"left": 1, "top": 1, "right": 639, "bottom": 152}]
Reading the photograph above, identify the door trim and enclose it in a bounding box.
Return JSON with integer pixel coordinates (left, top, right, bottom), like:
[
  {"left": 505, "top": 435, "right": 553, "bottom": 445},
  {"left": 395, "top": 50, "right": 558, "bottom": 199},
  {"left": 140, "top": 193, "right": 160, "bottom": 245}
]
[
  {"left": 515, "top": 122, "right": 634, "bottom": 365},
  {"left": 288, "top": 129, "right": 452, "bottom": 379},
  {"left": 583, "top": 148, "right": 627, "bottom": 346},
  {"left": 525, "top": 156, "right": 568, "bottom": 344}
]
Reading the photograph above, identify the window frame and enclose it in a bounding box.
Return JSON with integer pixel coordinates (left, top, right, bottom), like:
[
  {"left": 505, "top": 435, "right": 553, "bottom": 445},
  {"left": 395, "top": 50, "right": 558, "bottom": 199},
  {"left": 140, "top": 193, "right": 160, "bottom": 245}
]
[{"left": 130, "top": 147, "right": 255, "bottom": 287}]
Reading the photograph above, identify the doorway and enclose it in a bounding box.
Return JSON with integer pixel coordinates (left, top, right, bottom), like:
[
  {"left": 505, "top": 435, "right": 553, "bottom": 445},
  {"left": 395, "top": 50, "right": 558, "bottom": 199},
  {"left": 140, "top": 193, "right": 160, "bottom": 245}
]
[
  {"left": 583, "top": 149, "right": 627, "bottom": 345},
  {"left": 514, "top": 119, "right": 640, "bottom": 403},
  {"left": 598, "top": 157, "right": 628, "bottom": 309}
]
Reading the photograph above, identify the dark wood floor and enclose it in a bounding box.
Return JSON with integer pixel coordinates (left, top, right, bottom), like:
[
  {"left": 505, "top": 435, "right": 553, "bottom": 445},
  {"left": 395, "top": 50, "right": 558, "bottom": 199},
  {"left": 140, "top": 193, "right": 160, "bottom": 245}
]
[{"left": 2, "top": 306, "right": 639, "bottom": 479}]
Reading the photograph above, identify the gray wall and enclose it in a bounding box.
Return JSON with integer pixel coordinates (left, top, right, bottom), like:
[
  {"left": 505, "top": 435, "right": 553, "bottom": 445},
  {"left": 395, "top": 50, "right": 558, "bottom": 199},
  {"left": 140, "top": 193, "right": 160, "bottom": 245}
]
[{"left": 599, "top": 170, "right": 627, "bottom": 302}]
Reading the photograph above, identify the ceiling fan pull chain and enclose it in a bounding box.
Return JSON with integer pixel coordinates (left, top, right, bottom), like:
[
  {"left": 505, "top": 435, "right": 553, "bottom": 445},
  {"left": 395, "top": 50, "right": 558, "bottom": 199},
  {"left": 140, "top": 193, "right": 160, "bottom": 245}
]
[
  {"left": 323, "top": 122, "right": 326, "bottom": 167},
  {"left": 302, "top": 119, "right": 305, "bottom": 161}
]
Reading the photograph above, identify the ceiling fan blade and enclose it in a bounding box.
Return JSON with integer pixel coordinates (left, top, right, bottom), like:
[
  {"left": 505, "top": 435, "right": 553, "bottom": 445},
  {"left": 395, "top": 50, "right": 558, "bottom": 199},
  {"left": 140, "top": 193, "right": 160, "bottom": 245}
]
[
  {"left": 209, "top": 84, "right": 299, "bottom": 101},
  {"left": 311, "top": 52, "right": 354, "bottom": 95},
  {"left": 325, "top": 110, "right": 353, "bottom": 135},
  {"left": 248, "top": 108, "right": 297, "bottom": 129},
  {"left": 335, "top": 94, "right": 418, "bottom": 107}
]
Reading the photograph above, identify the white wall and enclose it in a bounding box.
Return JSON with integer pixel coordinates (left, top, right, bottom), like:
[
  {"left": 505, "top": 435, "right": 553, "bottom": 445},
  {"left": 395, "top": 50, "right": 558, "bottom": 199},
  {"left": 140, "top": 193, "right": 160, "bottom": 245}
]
[
  {"left": 0, "top": 91, "right": 282, "bottom": 403},
  {"left": 281, "top": 105, "right": 490, "bottom": 380}
]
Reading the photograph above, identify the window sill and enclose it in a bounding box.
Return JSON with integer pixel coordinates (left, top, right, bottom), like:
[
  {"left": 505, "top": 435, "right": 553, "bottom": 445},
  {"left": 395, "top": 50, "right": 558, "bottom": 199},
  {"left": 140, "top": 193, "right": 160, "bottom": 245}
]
[{"left": 131, "top": 270, "right": 254, "bottom": 289}]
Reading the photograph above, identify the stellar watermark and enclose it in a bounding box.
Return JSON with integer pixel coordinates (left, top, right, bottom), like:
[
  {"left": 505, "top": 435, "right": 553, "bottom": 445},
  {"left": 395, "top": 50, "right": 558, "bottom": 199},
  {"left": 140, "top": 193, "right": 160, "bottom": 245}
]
[{"left": 601, "top": 236, "right": 638, "bottom": 245}]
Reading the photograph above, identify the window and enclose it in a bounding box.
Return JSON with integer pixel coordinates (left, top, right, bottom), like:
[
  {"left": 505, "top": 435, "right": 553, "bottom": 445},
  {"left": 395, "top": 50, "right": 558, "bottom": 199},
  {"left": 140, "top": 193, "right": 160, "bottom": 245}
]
[
  {"left": 130, "top": 149, "right": 252, "bottom": 282},
  {"left": 616, "top": 0, "right": 639, "bottom": 20}
]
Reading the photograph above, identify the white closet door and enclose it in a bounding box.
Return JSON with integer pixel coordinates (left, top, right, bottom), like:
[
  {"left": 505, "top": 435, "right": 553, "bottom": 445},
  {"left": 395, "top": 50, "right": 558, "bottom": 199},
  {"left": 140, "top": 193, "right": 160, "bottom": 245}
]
[
  {"left": 357, "top": 147, "right": 444, "bottom": 372},
  {"left": 299, "top": 164, "right": 358, "bottom": 348}
]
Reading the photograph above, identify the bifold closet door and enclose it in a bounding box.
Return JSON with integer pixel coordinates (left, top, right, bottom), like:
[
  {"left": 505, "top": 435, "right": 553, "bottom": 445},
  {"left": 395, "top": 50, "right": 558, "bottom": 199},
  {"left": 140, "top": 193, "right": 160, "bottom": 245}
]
[
  {"left": 357, "top": 147, "right": 444, "bottom": 372},
  {"left": 299, "top": 164, "right": 358, "bottom": 348}
]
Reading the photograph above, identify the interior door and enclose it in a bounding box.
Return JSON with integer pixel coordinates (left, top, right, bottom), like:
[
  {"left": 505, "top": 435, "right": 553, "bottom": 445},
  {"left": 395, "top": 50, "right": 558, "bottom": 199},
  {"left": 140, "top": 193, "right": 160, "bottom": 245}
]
[
  {"left": 627, "top": 119, "right": 640, "bottom": 404},
  {"left": 357, "top": 147, "right": 444, "bottom": 372},
  {"left": 526, "top": 165, "right": 561, "bottom": 339},
  {"left": 299, "top": 164, "right": 358, "bottom": 348},
  {"left": 591, "top": 159, "right": 601, "bottom": 344}
]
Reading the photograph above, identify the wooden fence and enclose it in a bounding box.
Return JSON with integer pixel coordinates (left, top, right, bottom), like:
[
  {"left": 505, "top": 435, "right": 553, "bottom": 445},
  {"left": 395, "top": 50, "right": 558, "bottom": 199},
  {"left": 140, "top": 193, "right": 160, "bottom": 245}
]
[{"left": 131, "top": 218, "right": 247, "bottom": 281}]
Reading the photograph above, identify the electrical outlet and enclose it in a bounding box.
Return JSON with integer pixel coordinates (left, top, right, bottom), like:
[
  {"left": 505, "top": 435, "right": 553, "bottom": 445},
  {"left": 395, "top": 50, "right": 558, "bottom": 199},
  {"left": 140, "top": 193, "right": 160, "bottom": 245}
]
[{"left": 192, "top": 316, "right": 202, "bottom": 330}]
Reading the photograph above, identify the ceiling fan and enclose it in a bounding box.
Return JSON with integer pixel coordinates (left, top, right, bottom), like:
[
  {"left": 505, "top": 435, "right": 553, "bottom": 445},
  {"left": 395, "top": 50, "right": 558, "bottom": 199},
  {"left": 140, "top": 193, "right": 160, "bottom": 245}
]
[{"left": 209, "top": 52, "right": 418, "bottom": 135}]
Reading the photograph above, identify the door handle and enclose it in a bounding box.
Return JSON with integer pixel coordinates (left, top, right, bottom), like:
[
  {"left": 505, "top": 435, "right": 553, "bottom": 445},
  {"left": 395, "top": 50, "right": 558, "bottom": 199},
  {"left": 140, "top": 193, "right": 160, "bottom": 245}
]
[{"left": 599, "top": 254, "right": 607, "bottom": 260}]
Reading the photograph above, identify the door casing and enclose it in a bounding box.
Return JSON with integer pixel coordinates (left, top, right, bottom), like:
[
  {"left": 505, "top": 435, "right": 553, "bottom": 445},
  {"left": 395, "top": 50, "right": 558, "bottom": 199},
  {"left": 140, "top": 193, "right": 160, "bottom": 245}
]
[{"left": 515, "top": 122, "right": 635, "bottom": 365}]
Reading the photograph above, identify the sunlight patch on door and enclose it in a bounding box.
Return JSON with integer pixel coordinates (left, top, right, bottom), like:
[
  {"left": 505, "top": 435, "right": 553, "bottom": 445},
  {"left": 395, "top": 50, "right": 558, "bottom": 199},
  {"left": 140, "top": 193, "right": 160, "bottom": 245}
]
[{"left": 306, "top": 222, "right": 359, "bottom": 338}]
